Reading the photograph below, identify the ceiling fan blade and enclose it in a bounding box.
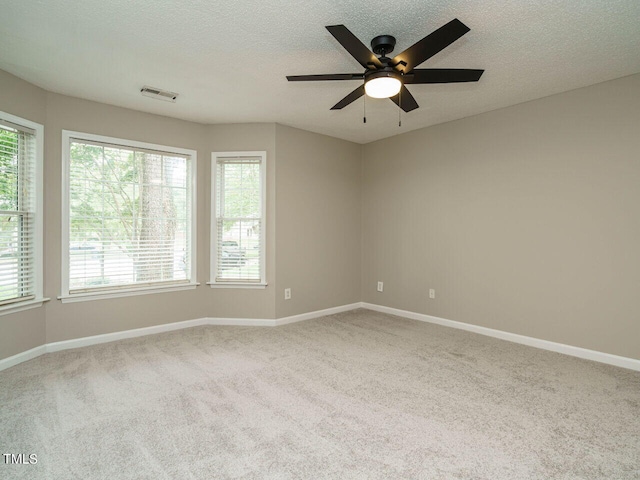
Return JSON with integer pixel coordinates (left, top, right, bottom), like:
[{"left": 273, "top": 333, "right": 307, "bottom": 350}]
[
  {"left": 404, "top": 68, "right": 484, "bottom": 84},
  {"left": 389, "top": 85, "right": 419, "bottom": 112},
  {"left": 287, "top": 73, "right": 365, "bottom": 81},
  {"left": 392, "top": 19, "right": 470, "bottom": 73},
  {"left": 326, "top": 25, "right": 383, "bottom": 70},
  {"left": 331, "top": 84, "right": 365, "bottom": 110}
]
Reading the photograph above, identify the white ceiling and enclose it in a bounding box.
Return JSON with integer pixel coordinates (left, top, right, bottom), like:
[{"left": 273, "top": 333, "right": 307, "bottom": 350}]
[{"left": 1, "top": 0, "right": 639, "bottom": 144}]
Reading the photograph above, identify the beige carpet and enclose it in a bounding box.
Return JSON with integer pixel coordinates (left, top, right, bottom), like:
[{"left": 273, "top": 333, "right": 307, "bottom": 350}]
[{"left": 1, "top": 308, "right": 639, "bottom": 479}]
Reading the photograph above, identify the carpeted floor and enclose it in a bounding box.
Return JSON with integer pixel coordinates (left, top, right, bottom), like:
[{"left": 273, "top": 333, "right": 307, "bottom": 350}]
[{"left": 1, "top": 308, "right": 639, "bottom": 479}]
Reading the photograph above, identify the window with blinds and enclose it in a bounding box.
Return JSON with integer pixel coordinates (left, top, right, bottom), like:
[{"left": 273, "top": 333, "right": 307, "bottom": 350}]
[
  {"left": 64, "top": 133, "right": 196, "bottom": 296},
  {"left": 211, "top": 152, "right": 266, "bottom": 285},
  {"left": 0, "top": 117, "right": 39, "bottom": 307}
]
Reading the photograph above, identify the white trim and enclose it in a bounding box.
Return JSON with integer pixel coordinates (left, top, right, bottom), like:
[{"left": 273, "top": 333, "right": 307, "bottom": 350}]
[
  {"left": 210, "top": 151, "right": 267, "bottom": 286},
  {"left": 3, "top": 303, "right": 638, "bottom": 373},
  {"left": 189, "top": 142, "right": 198, "bottom": 286},
  {"left": 62, "top": 131, "right": 197, "bottom": 158},
  {"left": 0, "top": 303, "right": 362, "bottom": 371},
  {"left": 0, "top": 297, "right": 50, "bottom": 316},
  {"left": 61, "top": 132, "right": 71, "bottom": 297},
  {"left": 57, "top": 283, "right": 199, "bottom": 303},
  {"left": 275, "top": 303, "right": 363, "bottom": 326},
  {"left": 33, "top": 117, "right": 44, "bottom": 309},
  {"left": 208, "top": 303, "right": 362, "bottom": 326},
  {"left": 0, "top": 118, "right": 36, "bottom": 135},
  {"left": 209, "top": 317, "right": 276, "bottom": 327},
  {"left": 60, "top": 130, "right": 198, "bottom": 301},
  {"left": 0, "top": 345, "right": 47, "bottom": 371},
  {"left": 207, "top": 282, "right": 267, "bottom": 289},
  {"left": 45, "top": 317, "right": 211, "bottom": 353},
  {"left": 361, "top": 303, "right": 640, "bottom": 372}
]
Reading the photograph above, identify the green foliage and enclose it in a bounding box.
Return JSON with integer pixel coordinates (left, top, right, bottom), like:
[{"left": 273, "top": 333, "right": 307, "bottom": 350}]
[
  {"left": 0, "top": 129, "right": 20, "bottom": 258},
  {"left": 0, "top": 128, "right": 18, "bottom": 211},
  {"left": 0, "top": 128, "right": 25, "bottom": 300},
  {"left": 219, "top": 162, "right": 260, "bottom": 233},
  {"left": 69, "top": 142, "right": 186, "bottom": 285},
  {"left": 69, "top": 142, "right": 139, "bottom": 253}
]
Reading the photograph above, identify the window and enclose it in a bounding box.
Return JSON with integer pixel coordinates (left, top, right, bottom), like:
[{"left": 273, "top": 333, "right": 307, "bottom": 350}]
[
  {"left": 0, "top": 112, "right": 44, "bottom": 313},
  {"left": 61, "top": 131, "right": 197, "bottom": 301},
  {"left": 210, "top": 152, "right": 266, "bottom": 287}
]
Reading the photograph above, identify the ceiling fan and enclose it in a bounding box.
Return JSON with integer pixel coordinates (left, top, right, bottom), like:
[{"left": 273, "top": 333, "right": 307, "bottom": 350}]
[{"left": 287, "top": 19, "right": 484, "bottom": 113}]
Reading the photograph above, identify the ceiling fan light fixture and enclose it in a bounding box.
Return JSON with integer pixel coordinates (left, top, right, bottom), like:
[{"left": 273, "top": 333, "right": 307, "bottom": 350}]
[
  {"left": 287, "top": 20, "right": 483, "bottom": 113},
  {"left": 364, "top": 71, "right": 401, "bottom": 98}
]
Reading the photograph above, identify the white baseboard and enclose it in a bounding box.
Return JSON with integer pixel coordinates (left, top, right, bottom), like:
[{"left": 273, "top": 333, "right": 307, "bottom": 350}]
[
  {"left": 206, "top": 303, "right": 363, "bottom": 328},
  {"left": 275, "top": 303, "right": 362, "bottom": 326},
  {"left": 362, "top": 302, "right": 640, "bottom": 372},
  {"left": 3, "top": 302, "right": 638, "bottom": 373},
  {"left": 0, "top": 345, "right": 47, "bottom": 372},
  {"left": 45, "top": 317, "right": 211, "bottom": 353},
  {"left": 0, "top": 303, "right": 362, "bottom": 371},
  {"left": 208, "top": 317, "right": 276, "bottom": 326}
]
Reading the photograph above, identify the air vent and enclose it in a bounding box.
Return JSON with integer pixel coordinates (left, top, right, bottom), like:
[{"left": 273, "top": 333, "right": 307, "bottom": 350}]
[{"left": 140, "top": 86, "right": 178, "bottom": 102}]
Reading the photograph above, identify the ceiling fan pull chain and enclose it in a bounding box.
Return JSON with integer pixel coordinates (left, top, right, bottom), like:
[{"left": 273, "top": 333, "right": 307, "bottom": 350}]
[
  {"left": 398, "top": 89, "right": 402, "bottom": 127},
  {"left": 363, "top": 91, "right": 367, "bottom": 123}
]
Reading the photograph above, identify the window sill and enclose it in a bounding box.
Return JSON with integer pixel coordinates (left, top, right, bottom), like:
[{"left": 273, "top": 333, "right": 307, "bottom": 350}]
[
  {"left": 58, "top": 283, "right": 200, "bottom": 303},
  {"left": 0, "top": 297, "right": 50, "bottom": 316},
  {"left": 207, "top": 282, "right": 268, "bottom": 289}
]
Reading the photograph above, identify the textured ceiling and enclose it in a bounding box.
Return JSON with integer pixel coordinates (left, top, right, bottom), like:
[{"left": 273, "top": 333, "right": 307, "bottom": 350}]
[{"left": 1, "top": 0, "right": 639, "bottom": 144}]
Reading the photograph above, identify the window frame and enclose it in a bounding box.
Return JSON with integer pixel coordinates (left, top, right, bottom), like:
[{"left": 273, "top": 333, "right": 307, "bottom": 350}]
[
  {"left": 60, "top": 130, "right": 198, "bottom": 303},
  {"left": 209, "top": 151, "right": 267, "bottom": 288},
  {"left": 0, "top": 111, "right": 46, "bottom": 316}
]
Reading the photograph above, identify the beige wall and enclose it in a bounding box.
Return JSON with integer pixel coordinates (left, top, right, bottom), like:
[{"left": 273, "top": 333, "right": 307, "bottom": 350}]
[
  {"left": 204, "top": 123, "right": 277, "bottom": 319},
  {"left": 41, "top": 104, "right": 280, "bottom": 341},
  {"left": 362, "top": 74, "right": 640, "bottom": 359},
  {"left": 0, "top": 70, "right": 47, "bottom": 358},
  {"left": 2, "top": 67, "right": 639, "bottom": 363},
  {"left": 0, "top": 70, "right": 361, "bottom": 360},
  {"left": 43, "top": 92, "right": 213, "bottom": 342},
  {"left": 275, "top": 125, "right": 361, "bottom": 317}
]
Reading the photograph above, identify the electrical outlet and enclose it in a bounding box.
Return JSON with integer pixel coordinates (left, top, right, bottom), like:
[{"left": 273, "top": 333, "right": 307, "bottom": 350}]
[
  {"left": 429, "top": 289, "right": 435, "bottom": 299},
  {"left": 377, "top": 281, "right": 384, "bottom": 292},
  {"left": 284, "top": 288, "right": 291, "bottom": 300}
]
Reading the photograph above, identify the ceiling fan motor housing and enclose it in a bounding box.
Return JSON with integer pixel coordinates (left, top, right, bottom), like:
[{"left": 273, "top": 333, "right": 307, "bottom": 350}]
[
  {"left": 371, "top": 35, "right": 396, "bottom": 56},
  {"left": 365, "top": 68, "right": 401, "bottom": 83}
]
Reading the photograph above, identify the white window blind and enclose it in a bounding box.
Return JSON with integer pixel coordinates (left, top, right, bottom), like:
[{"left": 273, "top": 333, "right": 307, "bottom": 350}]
[
  {"left": 67, "top": 137, "right": 194, "bottom": 294},
  {"left": 212, "top": 153, "right": 265, "bottom": 284},
  {"left": 0, "top": 120, "right": 37, "bottom": 305}
]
